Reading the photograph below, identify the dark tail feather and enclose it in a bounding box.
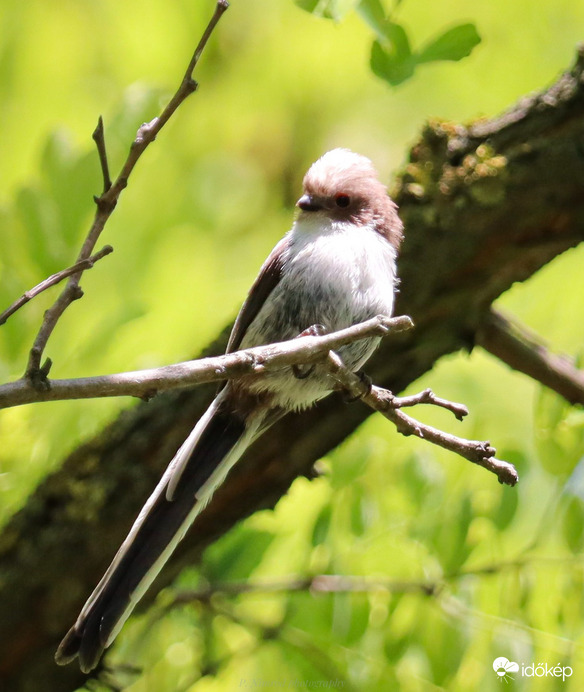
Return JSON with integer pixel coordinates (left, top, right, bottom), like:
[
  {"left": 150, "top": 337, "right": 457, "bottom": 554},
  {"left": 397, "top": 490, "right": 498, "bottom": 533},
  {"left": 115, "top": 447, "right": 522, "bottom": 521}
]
[{"left": 55, "top": 395, "right": 248, "bottom": 673}]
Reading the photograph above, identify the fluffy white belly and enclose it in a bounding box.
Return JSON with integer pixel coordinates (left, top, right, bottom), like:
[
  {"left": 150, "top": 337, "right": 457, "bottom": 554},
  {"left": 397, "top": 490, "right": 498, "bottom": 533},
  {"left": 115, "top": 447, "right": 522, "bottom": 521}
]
[{"left": 241, "top": 221, "right": 397, "bottom": 410}]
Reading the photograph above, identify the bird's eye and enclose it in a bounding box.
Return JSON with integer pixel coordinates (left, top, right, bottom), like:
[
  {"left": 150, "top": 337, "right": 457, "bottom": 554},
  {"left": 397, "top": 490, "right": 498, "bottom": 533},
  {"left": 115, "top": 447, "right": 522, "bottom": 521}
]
[{"left": 335, "top": 194, "right": 350, "bottom": 208}]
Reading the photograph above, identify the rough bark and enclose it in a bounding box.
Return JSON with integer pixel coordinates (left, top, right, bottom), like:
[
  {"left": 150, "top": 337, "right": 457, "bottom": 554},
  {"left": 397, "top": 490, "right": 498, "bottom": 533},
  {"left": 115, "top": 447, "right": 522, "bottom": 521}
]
[{"left": 1, "top": 50, "right": 584, "bottom": 692}]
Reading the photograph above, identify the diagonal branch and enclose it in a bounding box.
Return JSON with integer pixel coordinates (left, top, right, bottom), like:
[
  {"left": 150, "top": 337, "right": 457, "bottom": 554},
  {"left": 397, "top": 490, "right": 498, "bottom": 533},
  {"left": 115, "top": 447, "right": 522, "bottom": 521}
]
[
  {"left": 23, "top": 0, "right": 230, "bottom": 383},
  {"left": 477, "top": 308, "right": 584, "bottom": 406},
  {"left": 326, "top": 351, "right": 519, "bottom": 486},
  {"left": 0, "top": 246, "right": 113, "bottom": 328}
]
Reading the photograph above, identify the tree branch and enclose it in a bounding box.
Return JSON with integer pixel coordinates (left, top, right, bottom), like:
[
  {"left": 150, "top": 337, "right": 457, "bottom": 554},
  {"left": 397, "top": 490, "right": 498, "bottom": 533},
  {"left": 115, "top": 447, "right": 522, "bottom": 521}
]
[
  {"left": 166, "top": 553, "right": 584, "bottom": 607},
  {"left": 92, "top": 116, "right": 112, "bottom": 194},
  {"left": 169, "top": 574, "right": 439, "bottom": 606},
  {"left": 0, "top": 315, "right": 413, "bottom": 409},
  {"left": 0, "top": 246, "right": 113, "bottom": 328},
  {"left": 326, "top": 351, "right": 518, "bottom": 486},
  {"left": 383, "top": 387, "right": 469, "bottom": 421},
  {"left": 477, "top": 308, "right": 584, "bottom": 405},
  {"left": 4, "top": 308, "right": 497, "bottom": 483},
  {"left": 23, "top": 0, "right": 229, "bottom": 383}
]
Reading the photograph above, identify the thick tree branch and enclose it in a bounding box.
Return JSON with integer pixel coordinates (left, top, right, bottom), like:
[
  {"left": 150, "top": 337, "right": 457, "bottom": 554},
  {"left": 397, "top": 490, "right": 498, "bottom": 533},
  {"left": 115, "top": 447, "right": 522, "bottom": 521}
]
[
  {"left": 477, "top": 308, "right": 584, "bottom": 405},
  {"left": 23, "top": 0, "right": 229, "bottom": 383},
  {"left": 0, "top": 316, "right": 413, "bottom": 409},
  {"left": 1, "top": 45, "right": 584, "bottom": 692}
]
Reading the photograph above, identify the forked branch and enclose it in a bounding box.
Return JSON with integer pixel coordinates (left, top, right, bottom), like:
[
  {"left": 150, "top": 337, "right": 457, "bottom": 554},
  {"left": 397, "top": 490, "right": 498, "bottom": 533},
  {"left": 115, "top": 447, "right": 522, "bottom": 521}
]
[
  {"left": 326, "top": 351, "right": 519, "bottom": 486},
  {"left": 21, "top": 1, "right": 230, "bottom": 383},
  {"left": 0, "top": 246, "right": 112, "bottom": 327}
]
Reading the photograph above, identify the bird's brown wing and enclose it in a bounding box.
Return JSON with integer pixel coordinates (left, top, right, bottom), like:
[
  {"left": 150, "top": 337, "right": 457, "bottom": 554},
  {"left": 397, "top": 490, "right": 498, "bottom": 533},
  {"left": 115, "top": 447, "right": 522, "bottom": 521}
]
[{"left": 226, "top": 235, "right": 289, "bottom": 353}]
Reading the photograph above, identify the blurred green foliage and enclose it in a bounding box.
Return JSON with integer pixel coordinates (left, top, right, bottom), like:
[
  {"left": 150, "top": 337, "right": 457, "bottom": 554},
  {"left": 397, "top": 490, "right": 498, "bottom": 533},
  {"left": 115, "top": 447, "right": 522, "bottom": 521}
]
[{"left": 1, "top": 0, "right": 584, "bottom": 689}]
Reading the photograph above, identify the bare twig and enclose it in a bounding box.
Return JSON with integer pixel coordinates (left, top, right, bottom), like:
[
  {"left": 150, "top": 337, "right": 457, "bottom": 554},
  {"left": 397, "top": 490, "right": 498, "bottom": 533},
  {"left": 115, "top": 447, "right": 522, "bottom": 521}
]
[
  {"left": 477, "top": 308, "right": 584, "bottom": 406},
  {"left": 24, "top": 0, "right": 230, "bottom": 383},
  {"left": 384, "top": 387, "right": 468, "bottom": 421},
  {"left": 169, "top": 574, "right": 439, "bottom": 607},
  {"left": 0, "top": 315, "right": 413, "bottom": 409},
  {"left": 92, "top": 116, "right": 112, "bottom": 194},
  {"left": 326, "top": 351, "right": 519, "bottom": 486},
  {"left": 168, "top": 555, "right": 584, "bottom": 608},
  {"left": 0, "top": 246, "right": 113, "bottom": 327}
]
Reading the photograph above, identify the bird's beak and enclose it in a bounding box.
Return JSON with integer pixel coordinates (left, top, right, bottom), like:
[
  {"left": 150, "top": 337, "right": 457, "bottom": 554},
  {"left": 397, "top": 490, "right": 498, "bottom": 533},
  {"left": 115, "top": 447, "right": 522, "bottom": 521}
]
[{"left": 296, "top": 194, "right": 323, "bottom": 212}]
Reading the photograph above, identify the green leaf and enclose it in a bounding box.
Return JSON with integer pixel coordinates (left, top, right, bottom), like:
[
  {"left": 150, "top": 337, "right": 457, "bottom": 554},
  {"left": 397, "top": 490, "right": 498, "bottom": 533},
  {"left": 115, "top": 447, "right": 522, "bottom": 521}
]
[
  {"left": 357, "top": 0, "right": 388, "bottom": 40},
  {"left": 202, "top": 526, "right": 274, "bottom": 581},
  {"left": 295, "top": 0, "right": 322, "bottom": 11},
  {"left": 430, "top": 493, "right": 473, "bottom": 573},
  {"left": 370, "top": 36, "right": 415, "bottom": 86},
  {"left": 369, "top": 22, "right": 413, "bottom": 88},
  {"left": 385, "top": 21, "right": 411, "bottom": 55},
  {"left": 295, "top": 0, "right": 360, "bottom": 20},
  {"left": 418, "top": 23, "right": 481, "bottom": 64},
  {"left": 311, "top": 503, "right": 333, "bottom": 546},
  {"left": 493, "top": 484, "right": 519, "bottom": 531},
  {"left": 343, "top": 595, "right": 370, "bottom": 644}
]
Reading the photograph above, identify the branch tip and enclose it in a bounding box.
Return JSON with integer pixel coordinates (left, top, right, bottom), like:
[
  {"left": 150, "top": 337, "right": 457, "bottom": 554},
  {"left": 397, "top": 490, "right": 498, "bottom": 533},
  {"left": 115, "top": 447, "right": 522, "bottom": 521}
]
[
  {"left": 91, "top": 115, "right": 104, "bottom": 143},
  {"left": 40, "top": 357, "right": 53, "bottom": 378},
  {"left": 377, "top": 314, "right": 414, "bottom": 334},
  {"left": 326, "top": 352, "right": 517, "bottom": 486},
  {"left": 92, "top": 115, "right": 112, "bottom": 193}
]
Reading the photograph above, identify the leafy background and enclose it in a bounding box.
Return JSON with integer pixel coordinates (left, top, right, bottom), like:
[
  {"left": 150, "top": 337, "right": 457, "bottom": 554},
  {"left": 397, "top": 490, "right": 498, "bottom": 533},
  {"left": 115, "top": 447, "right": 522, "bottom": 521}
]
[{"left": 1, "top": 0, "right": 584, "bottom": 689}]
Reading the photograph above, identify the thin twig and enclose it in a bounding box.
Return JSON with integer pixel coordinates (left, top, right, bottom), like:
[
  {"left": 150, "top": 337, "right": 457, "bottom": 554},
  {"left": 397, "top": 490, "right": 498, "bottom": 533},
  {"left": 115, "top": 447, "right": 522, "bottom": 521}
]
[
  {"left": 384, "top": 387, "right": 468, "bottom": 421},
  {"left": 326, "top": 351, "right": 519, "bottom": 486},
  {"left": 24, "top": 1, "right": 229, "bottom": 383},
  {"left": 170, "top": 574, "right": 438, "bottom": 606},
  {"left": 92, "top": 116, "right": 112, "bottom": 194},
  {"left": 167, "top": 555, "right": 584, "bottom": 608},
  {"left": 477, "top": 307, "right": 584, "bottom": 406},
  {"left": 0, "top": 315, "right": 413, "bottom": 409},
  {"left": 0, "top": 246, "right": 113, "bottom": 327}
]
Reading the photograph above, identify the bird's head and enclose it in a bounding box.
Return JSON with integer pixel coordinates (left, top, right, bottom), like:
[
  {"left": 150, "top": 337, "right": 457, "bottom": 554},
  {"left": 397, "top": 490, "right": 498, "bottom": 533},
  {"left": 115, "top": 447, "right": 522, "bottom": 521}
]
[{"left": 296, "top": 148, "right": 403, "bottom": 249}]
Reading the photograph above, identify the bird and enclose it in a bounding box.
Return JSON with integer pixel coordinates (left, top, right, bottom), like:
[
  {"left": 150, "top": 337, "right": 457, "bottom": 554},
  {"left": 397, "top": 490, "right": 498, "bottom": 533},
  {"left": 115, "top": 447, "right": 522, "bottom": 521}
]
[{"left": 55, "top": 148, "right": 404, "bottom": 673}]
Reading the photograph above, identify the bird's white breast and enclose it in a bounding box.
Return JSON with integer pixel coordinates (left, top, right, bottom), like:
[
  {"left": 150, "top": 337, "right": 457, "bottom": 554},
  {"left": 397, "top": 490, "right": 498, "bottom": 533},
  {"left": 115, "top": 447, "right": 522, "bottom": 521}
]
[
  {"left": 242, "top": 216, "right": 397, "bottom": 410},
  {"left": 285, "top": 215, "right": 397, "bottom": 328}
]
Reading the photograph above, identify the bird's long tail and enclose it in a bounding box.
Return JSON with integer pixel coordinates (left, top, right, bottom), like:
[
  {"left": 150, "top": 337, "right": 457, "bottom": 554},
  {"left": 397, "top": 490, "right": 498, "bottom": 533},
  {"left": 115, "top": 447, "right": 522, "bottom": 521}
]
[{"left": 55, "top": 388, "right": 261, "bottom": 673}]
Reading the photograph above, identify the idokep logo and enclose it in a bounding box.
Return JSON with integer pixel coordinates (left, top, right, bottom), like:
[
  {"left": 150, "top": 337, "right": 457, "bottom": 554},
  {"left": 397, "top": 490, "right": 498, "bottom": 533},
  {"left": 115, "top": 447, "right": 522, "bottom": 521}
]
[
  {"left": 493, "top": 657, "right": 519, "bottom": 683},
  {"left": 493, "top": 657, "right": 573, "bottom": 682}
]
